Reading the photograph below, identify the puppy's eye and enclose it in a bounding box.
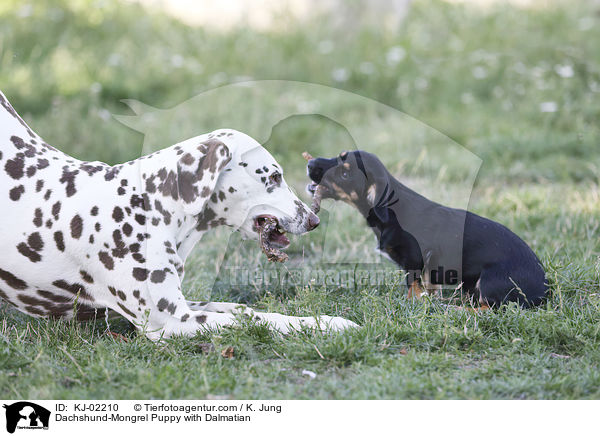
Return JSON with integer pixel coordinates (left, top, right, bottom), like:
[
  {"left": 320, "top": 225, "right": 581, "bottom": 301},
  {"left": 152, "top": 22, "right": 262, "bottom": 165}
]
[
  {"left": 269, "top": 173, "right": 282, "bottom": 186},
  {"left": 341, "top": 169, "right": 350, "bottom": 179}
]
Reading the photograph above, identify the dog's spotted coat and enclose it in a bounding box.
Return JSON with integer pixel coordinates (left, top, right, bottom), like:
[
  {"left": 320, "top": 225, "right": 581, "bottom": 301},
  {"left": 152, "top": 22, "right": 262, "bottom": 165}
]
[{"left": 0, "top": 91, "right": 357, "bottom": 340}]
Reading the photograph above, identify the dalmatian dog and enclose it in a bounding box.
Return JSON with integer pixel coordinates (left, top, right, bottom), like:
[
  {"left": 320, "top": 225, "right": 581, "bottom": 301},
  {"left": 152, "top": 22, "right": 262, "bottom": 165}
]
[{"left": 0, "top": 90, "right": 358, "bottom": 340}]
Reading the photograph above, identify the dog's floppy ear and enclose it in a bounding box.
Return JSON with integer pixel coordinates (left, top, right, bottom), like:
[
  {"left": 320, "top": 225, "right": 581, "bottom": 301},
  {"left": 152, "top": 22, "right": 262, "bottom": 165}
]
[
  {"left": 177, "top": 139, "right": 231, "bottom": 215},
  {"left": 372, "top": 204, "right": 390, "bottom": 223},
  {"left": 368, "top": 183, "right": 391, "bottom": 223},
  {"left": 362, "top": 155, "right": 395, "bottom": 224}
]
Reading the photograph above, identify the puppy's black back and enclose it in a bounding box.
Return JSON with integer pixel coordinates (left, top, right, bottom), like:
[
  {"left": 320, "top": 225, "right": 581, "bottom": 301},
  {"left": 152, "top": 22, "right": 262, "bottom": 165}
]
[{"left": 462, "top": 211, "right": 547, "bottom": 307}]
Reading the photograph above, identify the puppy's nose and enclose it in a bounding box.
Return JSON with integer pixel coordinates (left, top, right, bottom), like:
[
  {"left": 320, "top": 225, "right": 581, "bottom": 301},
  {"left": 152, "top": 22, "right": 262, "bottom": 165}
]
[
  {"left": 307, "top": 213, "right": 320, "bottom": 231},
  {"left": 307, "top": 160, "right": 323, "bottom": 183}
]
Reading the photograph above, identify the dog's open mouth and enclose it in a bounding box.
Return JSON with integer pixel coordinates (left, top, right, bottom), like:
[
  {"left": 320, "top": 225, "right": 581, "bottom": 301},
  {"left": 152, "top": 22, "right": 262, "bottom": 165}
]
[{"left": 254, "top": 215, "right": 289, "bottom": 262}]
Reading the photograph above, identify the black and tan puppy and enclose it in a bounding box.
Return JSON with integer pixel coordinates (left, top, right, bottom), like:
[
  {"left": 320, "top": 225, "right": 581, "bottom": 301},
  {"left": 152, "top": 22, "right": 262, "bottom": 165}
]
[{"left": 306, "top": 150, "right": 547, "bottom": 308}]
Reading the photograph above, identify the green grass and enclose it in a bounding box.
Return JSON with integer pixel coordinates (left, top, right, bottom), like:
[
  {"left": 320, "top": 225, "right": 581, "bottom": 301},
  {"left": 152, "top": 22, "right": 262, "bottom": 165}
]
[{"left": 1, "top": 0, "right": 600, "bottom": 399}]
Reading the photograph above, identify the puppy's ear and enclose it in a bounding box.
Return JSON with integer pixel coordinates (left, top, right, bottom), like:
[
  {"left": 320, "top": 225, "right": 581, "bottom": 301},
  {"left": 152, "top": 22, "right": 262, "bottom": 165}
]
[
  {"left": 366, "top": 174, "right": 394, "bottom": 224},
  {"left": 372, "top": 204, "right": 390, "bottom": 223},
  {"left": 177, "top": 139, "right": 231, "bottom": 215}
]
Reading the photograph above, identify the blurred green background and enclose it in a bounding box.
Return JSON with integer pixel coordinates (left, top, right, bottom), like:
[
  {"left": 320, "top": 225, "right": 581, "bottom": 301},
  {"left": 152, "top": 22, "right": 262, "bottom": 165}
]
[{"left": 1, "top": 0, "right": 599, "bottom": 183}]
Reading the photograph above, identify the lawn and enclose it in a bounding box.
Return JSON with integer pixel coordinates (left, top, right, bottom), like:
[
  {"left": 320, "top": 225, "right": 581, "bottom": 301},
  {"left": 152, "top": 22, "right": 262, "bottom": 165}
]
[{"left": 0, "top": 0, "right": 599, "bottom": 399}]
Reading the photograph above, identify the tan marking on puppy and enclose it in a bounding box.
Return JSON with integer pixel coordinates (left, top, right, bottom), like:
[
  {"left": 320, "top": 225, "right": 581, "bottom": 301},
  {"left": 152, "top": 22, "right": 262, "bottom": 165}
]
[
  {"left": 464, "top": 304, "right": 490, "bottom": 313},
  {"left": 330, "top": 182, "right": 358, "bottom": 203},
  {"left": 366, "top": 184, "right": 377, "bottom": 206},
  {"left": 340, "top": 151, "right": 348, "bottom": 158},
  {"left": 407, "top": 281, "right": 425, "bottom": 299}
]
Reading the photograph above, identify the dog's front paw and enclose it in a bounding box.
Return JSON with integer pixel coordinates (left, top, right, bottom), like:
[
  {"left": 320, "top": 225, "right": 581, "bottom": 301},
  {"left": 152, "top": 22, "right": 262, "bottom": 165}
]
[
  {"left": 315, "top": 315, "right": 360, "bottom": 332},
  {"left": 261, "top": 313, "right": 359, "bottom": 334},
  {"left": 291, "top": 315, "right": 359, "bottom": 333}
]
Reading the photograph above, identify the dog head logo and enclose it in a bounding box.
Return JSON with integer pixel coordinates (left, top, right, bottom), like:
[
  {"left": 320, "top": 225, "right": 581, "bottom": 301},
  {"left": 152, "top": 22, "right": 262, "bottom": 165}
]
[{"left": 3, "top": 402, "right": 50, "bottom": 433}]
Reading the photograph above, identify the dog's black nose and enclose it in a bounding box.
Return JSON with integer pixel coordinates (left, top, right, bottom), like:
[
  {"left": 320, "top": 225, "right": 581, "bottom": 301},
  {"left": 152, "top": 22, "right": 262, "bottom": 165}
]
[{"left": 307, "top": 213, "right": 320, "bottom": 230}]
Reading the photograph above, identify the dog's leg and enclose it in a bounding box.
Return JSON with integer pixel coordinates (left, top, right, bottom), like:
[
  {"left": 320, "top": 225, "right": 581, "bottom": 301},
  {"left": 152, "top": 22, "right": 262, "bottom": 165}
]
[
  {"left": 141, "top": 303, "right": 357, "bottom": 339},
  {"left": 186, "top": 300, "right": 255, "bottom": 316},
  {"left": 185, "top": 300, "right": 359, "bottom": 333},
  {"left": 238, "top": 310, "right": 359, "bottom": 334},
  {"left": 407, "top": 280, "right": 425, "bottom": 299},
  {"left": 126, "top": 274, "right": 357, "bottom": 340}
]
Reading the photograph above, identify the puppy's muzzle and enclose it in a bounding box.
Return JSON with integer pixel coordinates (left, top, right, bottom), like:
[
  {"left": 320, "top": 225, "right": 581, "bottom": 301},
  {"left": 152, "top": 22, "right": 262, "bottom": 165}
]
[{"left": 307, "top": 159, "right": 324, "bottom": 183}]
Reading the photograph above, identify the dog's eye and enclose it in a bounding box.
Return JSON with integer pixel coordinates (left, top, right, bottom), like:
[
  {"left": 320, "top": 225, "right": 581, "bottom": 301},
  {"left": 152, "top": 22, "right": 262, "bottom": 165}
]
[
  {"left": 341, "top": 169, "right": 350, "bottom": 179},
  {"left": 269, "top": 172, "right": 282, "bottom": 186}
]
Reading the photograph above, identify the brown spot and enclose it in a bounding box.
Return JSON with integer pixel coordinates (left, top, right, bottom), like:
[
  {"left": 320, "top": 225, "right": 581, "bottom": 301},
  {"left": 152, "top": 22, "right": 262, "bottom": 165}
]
[
  {"left": 5, "top": 156, "right": 24, "bottom": 179},
  {"left": 33, "top": 208, "right": 43, "bottom": 227},
  {"left": 24, "top": 305, "right": 46, "bottom": 316},
  {"left": 122, "top": 222, "right": 133, "bottom": 236},
  {"left": 134, "top": 214, "right": 146, "bottom": 225},
  {"left": 37, "top": 290, "right": 72, "bottom": 303},
  {"left": 59, "top": 167, "right": 78, "bottom": 197},
  {"left": 70, "top": 214, "right": 83, "bottom": 239},
  {"left": 27, "top": 232, "right": 43, "bottom": 251},
  {"left": 0, "top": 268, "right": 28, "bottom": 290},
  {"left": 98, "top": 251, "right": 115, "bottom": 270},
  {"left": 150, "top": 270, "right": 167, "bottom": 283},
  {"left": 54, "top": 231, "right": 65, "bottom": 252},
  {"left": 181, "top": 153, "right": 195, "bottom": 165},
  {"left": 37, "top": 158, "right": 49, "bottom": 170},
  {"left": 51, "top": 201, "right": 61, "bottom": 220},
  {"left": 112, "top": 206, "right": 124, "bottom": 223},
  {"left": 195, "top": 208, "right": 217, "bottom": 231},
  {"left": 157, "top": 298, "right": 168, "bottom": 312},
  {"left": 132, "top": 267, "right": 148, "bottom": 281},
  {"left": 9, "top": 185, "right": 25, "bottom": 201},
  {"left": 52, "top": 279, "right": 93, "bottom": 301},
  {"left": 200, "top": 186, "right": 211, "bottom": 198},
  {"left": 17, "top": 236, "right": 42, "bottom": 262},
  {"left": 111, "top": 229, "right": 128, "bottom": 258},
  {"left": 117, "top": 302, "right": 137, "bottom": 319},
  {"left": 80, "top": 270, "right": 94, "bottom": 284}
]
